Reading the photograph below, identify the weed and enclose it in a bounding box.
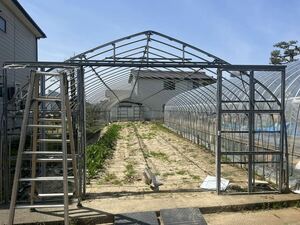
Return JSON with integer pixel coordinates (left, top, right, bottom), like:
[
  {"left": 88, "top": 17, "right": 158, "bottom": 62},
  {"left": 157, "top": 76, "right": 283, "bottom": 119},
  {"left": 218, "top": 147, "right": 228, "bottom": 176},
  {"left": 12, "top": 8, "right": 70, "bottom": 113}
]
[
  {"left": 104, "top": 173, "right": 117, "bottom": 182},
  {"left": 208, "top": 158, "right": 215, "bottom": 164},
  {"left": 162, "top": 172, "right": 175, "bottom": 177},
  {"left": 124, "top": 162, "right": 137, "bottom": 182},
  {"left": 112, "top": 179, "right": 123, "bottom": 185},
  {"left": 149, "top": 151, "right": 169, "bottom": 161},
  {"left": 221, "top": 155, "right": 231, "bottom": 163},
  {"left": 190, "top": 174, "right": 200, "bottom": 180},
  {"left": 176, "top": 170, "right": 188, "bottom": 175},
  {"left": 141, "top": 132, "right": 156, "bottom": 139}
]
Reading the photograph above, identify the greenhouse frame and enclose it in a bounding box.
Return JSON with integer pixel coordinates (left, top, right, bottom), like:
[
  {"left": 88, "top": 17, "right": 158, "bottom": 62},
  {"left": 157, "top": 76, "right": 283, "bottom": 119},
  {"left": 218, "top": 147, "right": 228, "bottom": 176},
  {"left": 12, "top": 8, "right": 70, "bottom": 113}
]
[{"left": 0, "top": 31, "right": 296, "bottom": 204}]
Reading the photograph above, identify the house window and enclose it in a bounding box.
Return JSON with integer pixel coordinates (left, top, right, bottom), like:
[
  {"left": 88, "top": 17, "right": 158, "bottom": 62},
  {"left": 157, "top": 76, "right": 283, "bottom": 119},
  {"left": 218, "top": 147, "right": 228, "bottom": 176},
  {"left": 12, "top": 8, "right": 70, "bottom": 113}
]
[
  {"left": 163, "top": 80, "right": 175, "bottom": 90},
  {"left": 193, "top": 81, "right": 200, "bottom": 89},
  {"left": 0, "top": 16, "right": 6, "bottom": 32}
]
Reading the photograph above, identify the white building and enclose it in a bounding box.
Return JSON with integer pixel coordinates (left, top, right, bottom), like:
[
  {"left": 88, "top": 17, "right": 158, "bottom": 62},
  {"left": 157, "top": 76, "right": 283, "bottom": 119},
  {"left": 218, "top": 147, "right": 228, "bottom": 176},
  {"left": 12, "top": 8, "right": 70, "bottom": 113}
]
[
  {"left": 0, "top": 0, "right": 46, "bottom": 115},
  {"left": 108, "top": 70, "right": 215, "bottom": 121}
]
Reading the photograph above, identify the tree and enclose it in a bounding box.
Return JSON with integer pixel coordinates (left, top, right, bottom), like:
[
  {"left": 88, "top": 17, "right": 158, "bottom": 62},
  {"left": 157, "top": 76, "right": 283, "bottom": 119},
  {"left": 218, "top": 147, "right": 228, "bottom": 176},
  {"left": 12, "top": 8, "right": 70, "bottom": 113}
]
[{"left": 270, "top": 40, "right": 300, "bottom": 64}]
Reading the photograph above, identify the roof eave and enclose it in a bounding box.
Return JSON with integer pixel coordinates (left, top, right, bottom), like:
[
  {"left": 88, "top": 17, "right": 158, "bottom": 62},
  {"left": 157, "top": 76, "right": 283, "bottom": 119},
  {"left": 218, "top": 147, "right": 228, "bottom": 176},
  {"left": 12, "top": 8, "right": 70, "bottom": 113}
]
[{"left": 4, "top": 0, "right": 46, "bottom": 38}]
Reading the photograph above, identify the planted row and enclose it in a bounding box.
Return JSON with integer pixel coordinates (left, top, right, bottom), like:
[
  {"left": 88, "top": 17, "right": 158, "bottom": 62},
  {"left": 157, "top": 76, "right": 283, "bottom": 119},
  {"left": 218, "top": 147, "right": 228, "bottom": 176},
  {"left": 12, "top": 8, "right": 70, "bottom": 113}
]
[{"left": 86, "top": 124, "right": 121, "bottom": 178}]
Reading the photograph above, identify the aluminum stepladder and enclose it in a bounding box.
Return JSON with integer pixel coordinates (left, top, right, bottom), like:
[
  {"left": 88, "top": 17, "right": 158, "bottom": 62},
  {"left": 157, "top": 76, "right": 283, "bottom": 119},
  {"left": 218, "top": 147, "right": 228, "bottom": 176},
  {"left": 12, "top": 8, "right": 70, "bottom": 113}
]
[{"left": 8, "top": 70, "right": 80, "bottom": 225}]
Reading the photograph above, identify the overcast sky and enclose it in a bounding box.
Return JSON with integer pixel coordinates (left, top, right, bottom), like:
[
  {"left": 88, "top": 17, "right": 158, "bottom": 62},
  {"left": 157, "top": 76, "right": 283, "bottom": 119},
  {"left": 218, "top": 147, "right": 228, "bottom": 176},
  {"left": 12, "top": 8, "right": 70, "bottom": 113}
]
[{"left": 19, "top": 0, "right": 300, "bottom": 64}]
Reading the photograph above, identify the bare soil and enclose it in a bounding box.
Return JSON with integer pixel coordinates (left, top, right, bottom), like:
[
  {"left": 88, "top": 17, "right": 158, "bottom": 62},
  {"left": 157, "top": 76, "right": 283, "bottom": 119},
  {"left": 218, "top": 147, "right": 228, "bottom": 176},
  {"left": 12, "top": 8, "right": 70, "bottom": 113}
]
[{"left": 87, "top": 121, "right": 248, "bottom": 199}]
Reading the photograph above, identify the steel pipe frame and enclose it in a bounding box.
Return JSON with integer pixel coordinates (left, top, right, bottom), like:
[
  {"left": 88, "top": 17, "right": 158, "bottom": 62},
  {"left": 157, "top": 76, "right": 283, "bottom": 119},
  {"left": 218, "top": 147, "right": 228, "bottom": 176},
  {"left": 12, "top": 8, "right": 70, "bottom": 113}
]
[{"left": 2, "top": 30, "right": 288, "bottom": 199}]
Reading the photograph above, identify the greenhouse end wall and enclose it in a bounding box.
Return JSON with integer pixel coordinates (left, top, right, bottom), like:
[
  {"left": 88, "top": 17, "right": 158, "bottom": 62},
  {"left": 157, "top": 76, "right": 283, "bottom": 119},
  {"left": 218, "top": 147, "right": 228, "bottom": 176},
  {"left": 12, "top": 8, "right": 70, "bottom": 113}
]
[{"left": 164, "top": 61, "right": 300, "bottom": 191}]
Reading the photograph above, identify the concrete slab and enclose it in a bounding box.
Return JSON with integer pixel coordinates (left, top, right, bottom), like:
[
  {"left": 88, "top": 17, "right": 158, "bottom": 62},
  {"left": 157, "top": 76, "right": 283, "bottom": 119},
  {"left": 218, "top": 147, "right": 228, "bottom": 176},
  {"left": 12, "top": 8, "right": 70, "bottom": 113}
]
[
  {"left": 160, "top": 207, "right": 207, "bottom": 225},
  {"left": 114, "top": 211, "right": 159, "bottom": 225},
  {"left": 0, "top": 192, "right": 300, "bottom": 224},
  {"left": 204, "top": 207, "right": 300, "bottom": 225}
]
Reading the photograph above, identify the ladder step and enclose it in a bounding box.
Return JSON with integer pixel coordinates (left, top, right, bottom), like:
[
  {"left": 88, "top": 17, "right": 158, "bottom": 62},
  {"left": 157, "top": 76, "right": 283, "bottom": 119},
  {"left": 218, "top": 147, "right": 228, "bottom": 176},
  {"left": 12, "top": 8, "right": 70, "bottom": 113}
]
[
  {"left": 39, "top": 118, "right": 66, "bottom": 122},
  {"left": 34, "top": 97, "right": 61, "bottom": 102},
  {"left": 36, "top": 158, "right": 72, "bottom": 162},
  {"left": 37, "top": 139, "right": 70, "bottom": 143},
  {"left": 36, "top": 71, "right": 62, "bottom": 76},
  {"left": 15, "top": 204, "right": 64, "bottom": 209},
  {"left": 28, "top": 124, "right": 62, "bottom": 128},
  {"left": 38, "top": 193, "right": 73, "bottom": 197},
  {"left": 23, "top": 151, "right": 63, "bottom": 155},
  {"left": 19, "top": 176, "right": 74, "bottom": 181}
]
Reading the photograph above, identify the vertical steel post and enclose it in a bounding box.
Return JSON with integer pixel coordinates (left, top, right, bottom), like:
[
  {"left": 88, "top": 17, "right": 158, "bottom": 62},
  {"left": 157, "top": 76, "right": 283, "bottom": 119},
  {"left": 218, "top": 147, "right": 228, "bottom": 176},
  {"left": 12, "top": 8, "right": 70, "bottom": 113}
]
[
  {"left": 248, "top": 70, "right": 255, "bottom": 193},
  {"left": 216, "top": 69, "right": 222, "bottom": 194},
  {"left": 279, "top": 68, "right": 286, "bottom": 192},
  {"left": 3, "top": 68, "right": 9, "bottom": 203},
  {"left": 60, "top": 74, "right": 69, "bottom": 225},
  {"left": 40, "top": 68, "right": 46, "bottom": 194},
  {"left": 77, "top": 66, "right": 86, "bottom": 197}
]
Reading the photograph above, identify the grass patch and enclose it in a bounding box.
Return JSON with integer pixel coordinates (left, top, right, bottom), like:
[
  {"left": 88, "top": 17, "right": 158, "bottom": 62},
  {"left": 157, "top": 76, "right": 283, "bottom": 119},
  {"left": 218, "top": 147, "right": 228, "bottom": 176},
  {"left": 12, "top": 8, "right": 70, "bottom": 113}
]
[
  {"left": 176, "top": 170, "right": 188, "bottom": 175},
  {"left": 151, "top": 122, "right": 172, "bottom": 134},
  {"left": 104, "top": 173, "right": 117, "bottom": 182},
  {"left": 162, "top": 172, "right": 175, "bottom": 177},
  {"left": 124, "top": 162, "right": 137, "bottom": 182},
  {"left": 86, "top": 124, "right": 121, "bottom": 178},
  {"left": 141, "top": 132, "right": 156, "bottom": 139},
  {"left": 149, "top": 151, "right": 169, "bottom": 161},
  {"left": 190, "top": 174, "right": 200, "bottom": 180}
]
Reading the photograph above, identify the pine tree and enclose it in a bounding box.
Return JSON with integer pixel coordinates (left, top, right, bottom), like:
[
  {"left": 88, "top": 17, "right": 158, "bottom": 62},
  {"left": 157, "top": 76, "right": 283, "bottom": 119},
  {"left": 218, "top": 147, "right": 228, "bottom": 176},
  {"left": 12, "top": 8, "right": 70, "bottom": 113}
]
[{"left": 270, "top": 40, "right": 300, "bottom": 64}]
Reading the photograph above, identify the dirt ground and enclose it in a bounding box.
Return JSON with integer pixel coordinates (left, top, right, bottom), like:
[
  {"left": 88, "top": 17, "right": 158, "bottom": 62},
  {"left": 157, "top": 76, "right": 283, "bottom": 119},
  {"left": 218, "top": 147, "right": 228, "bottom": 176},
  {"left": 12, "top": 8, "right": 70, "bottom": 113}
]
[
  {"left": 204, "top": 208, "right": 300, "bottom": 225},
  {"left": 87, "top": 121, "right": 248, "bottom": 199}
]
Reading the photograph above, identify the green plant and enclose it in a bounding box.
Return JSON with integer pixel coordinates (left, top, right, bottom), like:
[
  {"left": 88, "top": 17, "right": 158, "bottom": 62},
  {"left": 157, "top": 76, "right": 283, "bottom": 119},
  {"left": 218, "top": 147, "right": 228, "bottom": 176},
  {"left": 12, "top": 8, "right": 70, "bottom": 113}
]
[
  {"left": 86, "top": 124, "right": 121, "bottom": 178},
  {"left": 190, "top": 174, "right": 200, "bottom": 180}
]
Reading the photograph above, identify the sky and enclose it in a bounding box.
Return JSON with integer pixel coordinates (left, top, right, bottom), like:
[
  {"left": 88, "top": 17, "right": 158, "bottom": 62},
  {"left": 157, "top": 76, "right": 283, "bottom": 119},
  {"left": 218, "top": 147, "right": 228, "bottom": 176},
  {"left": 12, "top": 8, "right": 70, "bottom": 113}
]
[{"left": 19, "top": 0, "right": 300, "bottom": 64}]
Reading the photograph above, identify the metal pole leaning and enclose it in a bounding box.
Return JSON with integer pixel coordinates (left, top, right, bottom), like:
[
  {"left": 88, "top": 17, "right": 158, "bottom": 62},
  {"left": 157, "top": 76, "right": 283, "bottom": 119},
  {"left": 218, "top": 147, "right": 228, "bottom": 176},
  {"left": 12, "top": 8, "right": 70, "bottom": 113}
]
[
  {"left": 30, "top": 73, "right": 40, "bottom": 208},
  {"left": 64, "top": 74, "right": 81, "bottom": 206},
  {"left": 8, "top": 71, "right": 36, "bottom": 225},
  {"left": 60, "top": 73, "right": 69, "bottom": 225}
]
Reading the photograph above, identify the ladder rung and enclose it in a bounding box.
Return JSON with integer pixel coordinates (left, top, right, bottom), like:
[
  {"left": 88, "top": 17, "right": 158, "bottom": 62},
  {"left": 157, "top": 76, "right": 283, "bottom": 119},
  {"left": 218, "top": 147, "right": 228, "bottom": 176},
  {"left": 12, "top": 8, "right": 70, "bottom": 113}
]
[
  {"left": 34, "top": 97, "right": 61, "bottom": 102},
  {"left": 36, "top": 71, "right": 62, "bottom": 76},
  {"left": 38, "top": 193, "right": 73, "bottom": 197},
  {"left": 19, "top": 176, "right": 74, "bottom": 181},
  {"left": 36, "top": 158, "right": 72, "bottom": 162},
  {"left": 23, "top": 151, "right": 63, "bottom": 155},
  {"left": 28, "top": 124, "right": 62, "bottom": 128},
  {"left": 39, "top": 118, "right": 66, "bottom": 122},
  {"left": 15, "top": 204, "right": 64, "bottom": 209},
  {"left": 37, "top": 139, "right": 70, "bottom": 143}
]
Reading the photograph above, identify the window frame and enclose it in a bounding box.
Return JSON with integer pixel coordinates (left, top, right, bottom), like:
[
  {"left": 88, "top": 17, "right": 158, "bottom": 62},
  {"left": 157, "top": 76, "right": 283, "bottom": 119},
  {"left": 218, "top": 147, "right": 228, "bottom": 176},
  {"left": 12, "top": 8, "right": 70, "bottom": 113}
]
[{"left": 0, "top": 15, "right": 6, "bottom": 33}]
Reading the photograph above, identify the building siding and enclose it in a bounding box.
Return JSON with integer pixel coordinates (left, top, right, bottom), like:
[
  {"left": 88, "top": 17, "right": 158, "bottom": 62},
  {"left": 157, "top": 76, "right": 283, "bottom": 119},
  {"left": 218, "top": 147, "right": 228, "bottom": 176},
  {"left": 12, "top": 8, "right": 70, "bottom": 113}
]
[{"left": 0, "top": 0, "right": 37, "bottom": 87}]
